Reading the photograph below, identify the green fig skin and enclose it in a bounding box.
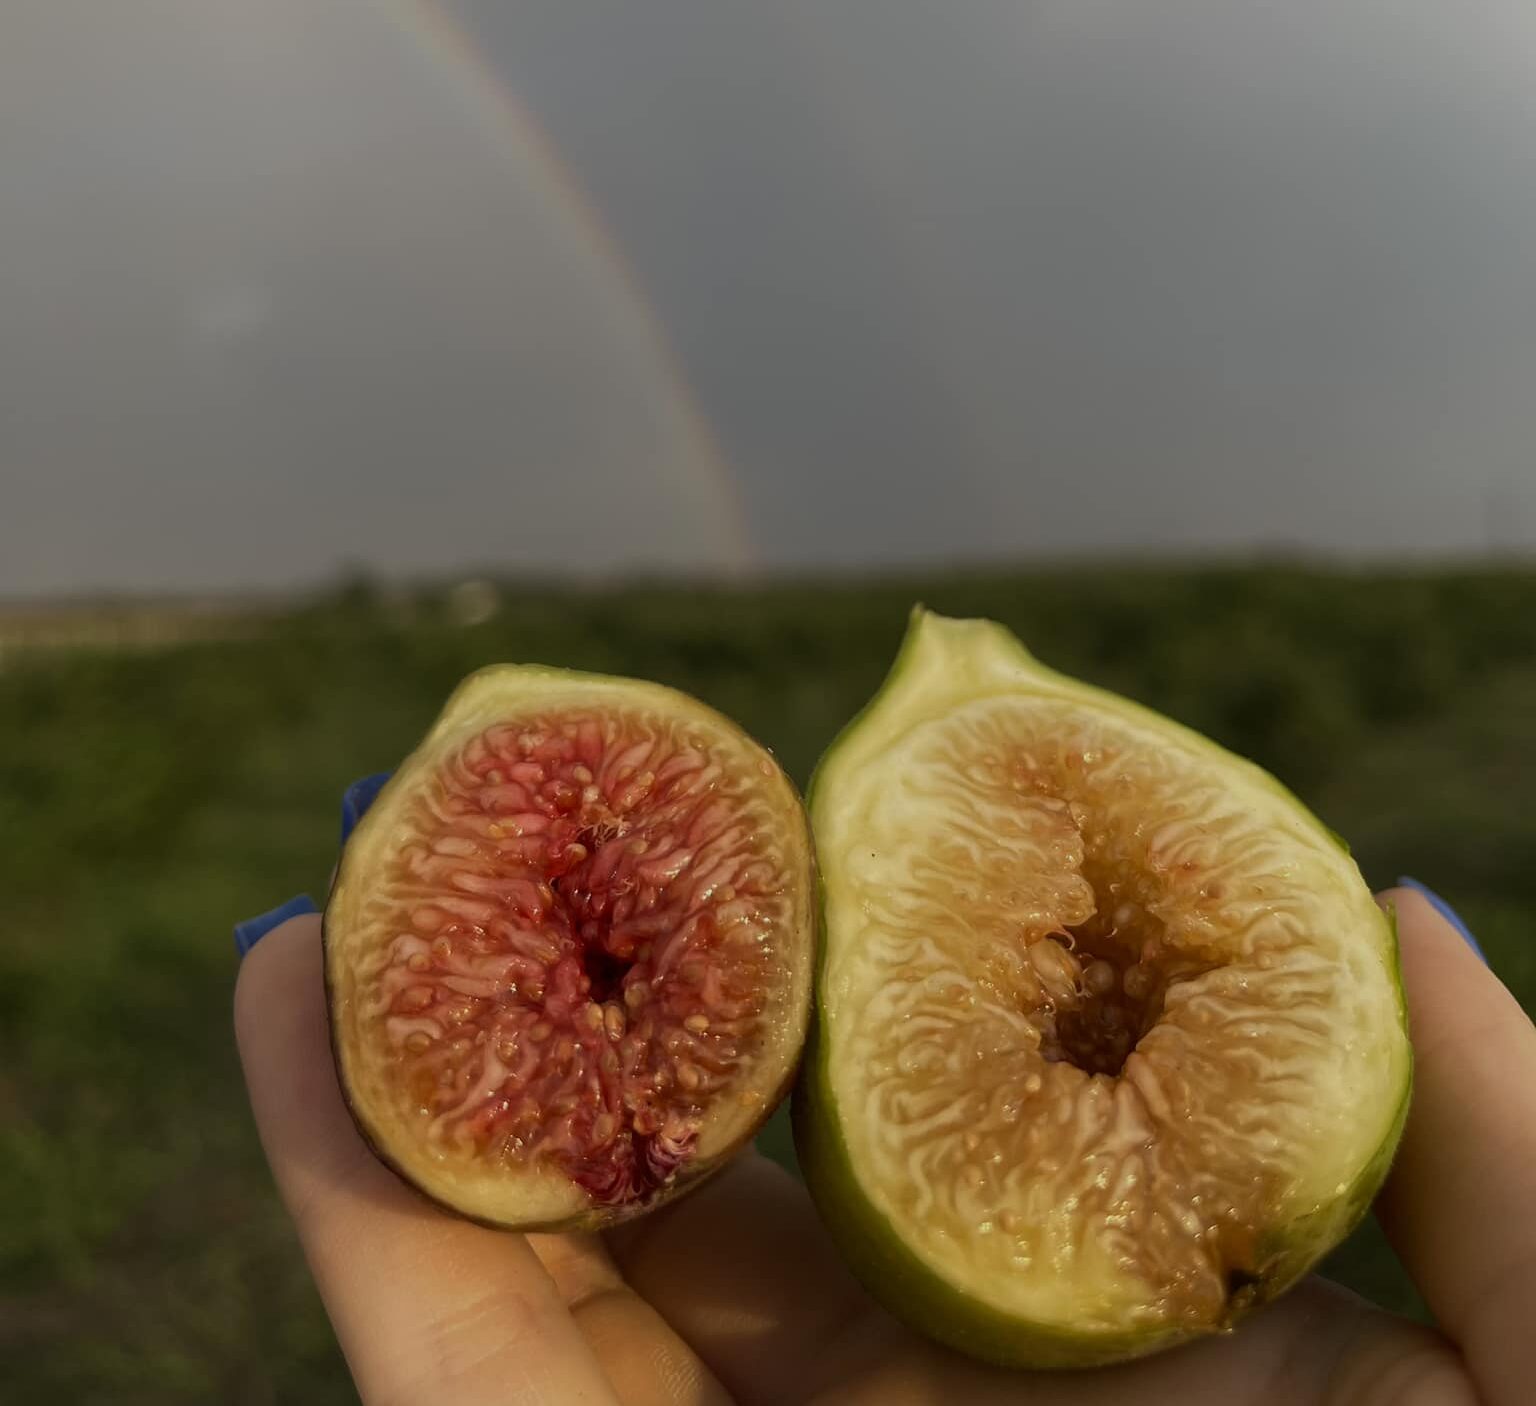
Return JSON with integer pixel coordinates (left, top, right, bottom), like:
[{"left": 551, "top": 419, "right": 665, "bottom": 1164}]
[{"left": 793, "top": 608, "right": 1411, "bottom": 1368}]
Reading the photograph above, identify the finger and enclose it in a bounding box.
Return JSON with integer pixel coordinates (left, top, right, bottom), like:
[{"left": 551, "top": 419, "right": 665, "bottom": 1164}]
[
  {"left": 1375, "top": 885, "right": 1536, "bottom": 1406},
  {"left": 235, "top": 913, "right": 622, "bottom": 1406},
  {"left": 528, "top": 1233, "right": 734, "bottom": 1406},
  {"left": 607, "top": 1151, "right": 903, "bottom": 1405}
]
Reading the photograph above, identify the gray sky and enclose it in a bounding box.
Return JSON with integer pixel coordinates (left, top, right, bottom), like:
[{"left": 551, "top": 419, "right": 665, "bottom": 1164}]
[{"left": 4, "top": 1, "right": 1536, "bottom": 596}]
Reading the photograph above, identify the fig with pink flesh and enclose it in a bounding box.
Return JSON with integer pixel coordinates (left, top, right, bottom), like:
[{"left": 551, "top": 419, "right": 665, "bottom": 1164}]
[{"left": 325, "top": 665, "right": 815, "bottom": 1230}]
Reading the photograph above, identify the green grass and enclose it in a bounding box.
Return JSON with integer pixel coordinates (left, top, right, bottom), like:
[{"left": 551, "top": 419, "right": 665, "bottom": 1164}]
[{"left": 2, "top": 565, "right": 1533, "bottom": 1401}]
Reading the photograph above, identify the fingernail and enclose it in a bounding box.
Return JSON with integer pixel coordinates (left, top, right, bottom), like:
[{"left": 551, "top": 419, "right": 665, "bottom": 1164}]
[
  {"left": 1397, "top": 877, "right": 1487, "bottom": 964},
  {"left": 234, "top": 894, "right": 318, "bottom": 958},
  {"left": 341, "top": 772, "right": 393, "bottom": 846}
]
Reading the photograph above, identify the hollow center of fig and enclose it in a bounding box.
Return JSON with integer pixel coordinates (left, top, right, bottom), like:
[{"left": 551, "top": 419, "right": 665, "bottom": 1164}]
[
  {"left": 1030, "top": 871, "right": 1216, "bottom": 1079},
  {"left": 372, "top": 711, "right": 792, "bottom": 1205}
]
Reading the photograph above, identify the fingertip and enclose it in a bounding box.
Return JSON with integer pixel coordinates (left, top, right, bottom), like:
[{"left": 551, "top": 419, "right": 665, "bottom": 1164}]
[
  {"left": 1394, "top": 876, "right": 1487, "bottom": 964},
  {"left": 233, "top": 893, "right": 318, "bottom": 958},
  {"left": 1379, "top": 887, "right": 1497, "bottom": 1000},
  {"left": 234, "top": 909, "right": 324, "bottom": 1054}
]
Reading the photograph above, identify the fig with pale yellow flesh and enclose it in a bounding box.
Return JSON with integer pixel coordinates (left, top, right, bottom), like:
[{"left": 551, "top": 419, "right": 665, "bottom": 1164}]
[
  {"left": 326, "top": 665, "right": 815, "bottom": 1230},
  {"left": 795, "top": 609, "right": 1411, "bottom": 1366}
]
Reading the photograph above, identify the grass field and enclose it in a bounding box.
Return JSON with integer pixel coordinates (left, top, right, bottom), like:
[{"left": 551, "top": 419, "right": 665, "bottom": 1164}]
[{"left": 3, "top": 566, "right": 1533, "bottom": 1402}]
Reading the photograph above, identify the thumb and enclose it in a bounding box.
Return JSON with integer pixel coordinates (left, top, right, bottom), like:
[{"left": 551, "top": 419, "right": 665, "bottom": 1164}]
[{"left": 234, "top": 905, "right": 620, "bottom": 1405}]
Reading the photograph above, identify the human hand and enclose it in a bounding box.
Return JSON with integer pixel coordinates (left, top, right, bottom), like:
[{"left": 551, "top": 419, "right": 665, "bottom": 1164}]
[{"left": 235, "top": 871, "right": 1532, "bottom": 1405}]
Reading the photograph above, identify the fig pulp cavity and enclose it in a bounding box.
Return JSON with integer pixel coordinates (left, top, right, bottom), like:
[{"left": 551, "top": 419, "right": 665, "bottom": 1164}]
[
  {"left": 795, "top": 610, "right": 1412, "bottom": 1367},
  {"left": 326, "top": 666, "right": 815, "bottom": 1230}
]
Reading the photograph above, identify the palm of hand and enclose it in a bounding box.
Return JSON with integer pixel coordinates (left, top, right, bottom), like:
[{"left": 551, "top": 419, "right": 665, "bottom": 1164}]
[{"left": 238, "top": 890, "right": 1529, "bottom": 1405}]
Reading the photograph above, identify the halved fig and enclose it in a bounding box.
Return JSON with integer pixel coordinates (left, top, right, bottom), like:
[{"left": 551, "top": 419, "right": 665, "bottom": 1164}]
[
  {"left": 325, "top": 665, "right": 815, "bottom": 1230},
  {"left": 795, "top": 610, "right": 1411, "bottom": 1366}
]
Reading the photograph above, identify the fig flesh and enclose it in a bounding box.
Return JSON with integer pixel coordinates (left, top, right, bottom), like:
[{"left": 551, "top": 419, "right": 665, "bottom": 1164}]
[
  {"left": 326, "top": 665, "right": 815, "bottom": 1230},
  {"left": 795, "top": 610, "right": 1411, "bottom": 1366}
]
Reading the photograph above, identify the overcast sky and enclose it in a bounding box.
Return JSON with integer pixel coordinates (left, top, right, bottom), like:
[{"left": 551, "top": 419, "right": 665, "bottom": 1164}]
[{"left": 4, "top": 1, "right": 1536, "bottom": 596}]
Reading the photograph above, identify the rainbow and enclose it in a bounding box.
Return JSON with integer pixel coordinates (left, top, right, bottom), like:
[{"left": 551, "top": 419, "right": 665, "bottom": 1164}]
[{"left": 384, "top": 0, "right": 756, "bottom": 571}]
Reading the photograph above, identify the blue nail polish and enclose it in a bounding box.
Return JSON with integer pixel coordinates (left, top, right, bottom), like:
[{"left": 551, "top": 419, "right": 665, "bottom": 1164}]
[
  {"left": 341, "top": 772, "right": 393, "bottom": 846},
  {"left": 234, "top": 894, "right": 318, "bottom": 958},
  {"left": 1397, "top": 877, "right": 1487, "bottom": 964}
]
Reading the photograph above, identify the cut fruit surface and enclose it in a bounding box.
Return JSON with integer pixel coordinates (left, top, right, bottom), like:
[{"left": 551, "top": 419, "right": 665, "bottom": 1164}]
[
  {"left": 795, "top": 610, "right": 1411, "bottom": 1366},
  {"left": 326, "top": 665, "right": 814, "bottom": 1230}
]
